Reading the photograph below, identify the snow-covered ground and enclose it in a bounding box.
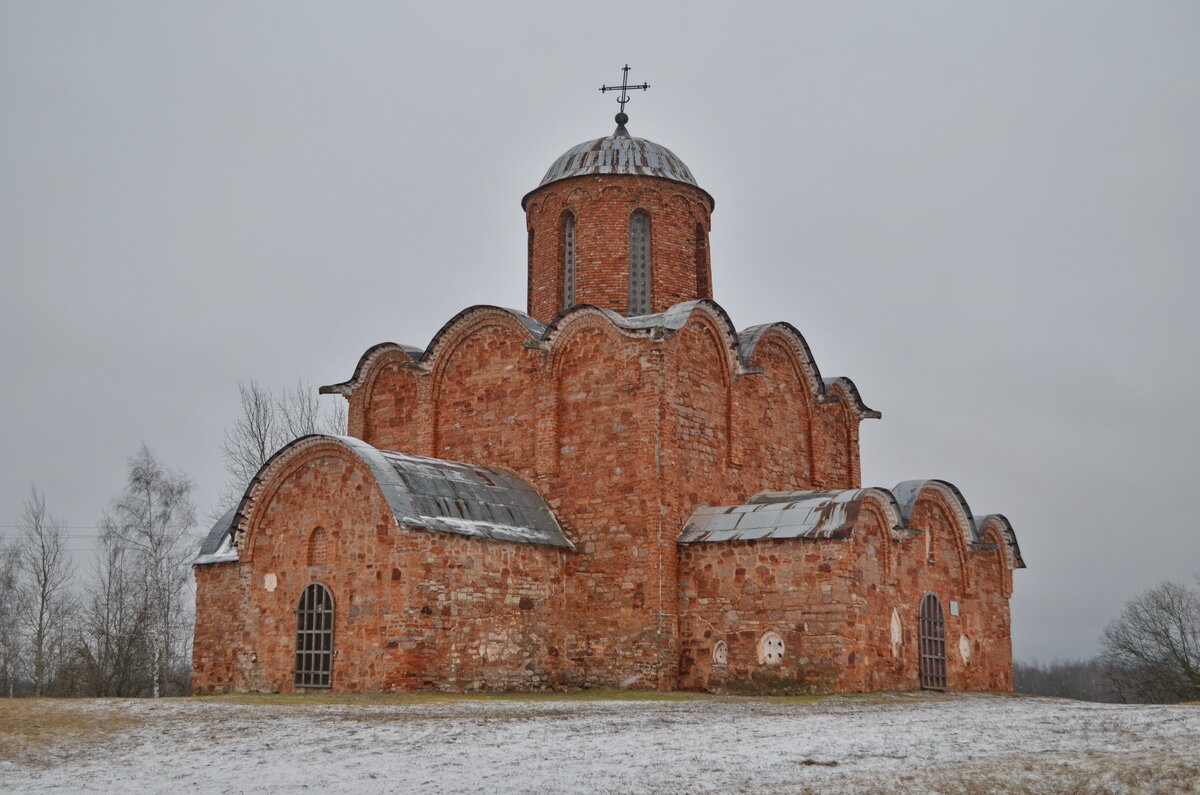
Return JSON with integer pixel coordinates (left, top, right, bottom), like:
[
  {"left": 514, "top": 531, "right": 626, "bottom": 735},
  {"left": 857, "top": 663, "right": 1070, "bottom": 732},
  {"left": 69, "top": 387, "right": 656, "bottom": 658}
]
[{"left": 3, "top": 693, "right": 1199, "bottom": 793}]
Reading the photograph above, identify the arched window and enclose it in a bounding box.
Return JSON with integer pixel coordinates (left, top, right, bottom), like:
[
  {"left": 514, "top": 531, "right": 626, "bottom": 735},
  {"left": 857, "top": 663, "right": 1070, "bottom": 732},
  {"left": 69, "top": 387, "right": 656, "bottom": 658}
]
[
  {"left": 694, "top": 223, "right": 710, "bottom": 297},
  {"left": 562, "top": 211, "right": 576, "bottom": 309},
  {"left": 526, "top": 228, "right": 535, "bottom": 310},
  {"left": 918, "top": 593, "right": 947, "bottom": 690},
  {"left": 294, "top": 583, "right": 334, "bottom": 688},
  {"left": 628, "top": 210, "right": 651, "bottom": 315}
]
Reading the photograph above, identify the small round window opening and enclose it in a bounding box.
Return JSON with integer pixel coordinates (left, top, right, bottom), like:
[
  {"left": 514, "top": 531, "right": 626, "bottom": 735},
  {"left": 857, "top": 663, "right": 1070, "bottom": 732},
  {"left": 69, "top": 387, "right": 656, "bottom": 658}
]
[
  {"left": 712, "top": 640, "right": 728, "bottom": 667},
  {"left": 758, "top": 632, "right": 785, "bottom": 665}
]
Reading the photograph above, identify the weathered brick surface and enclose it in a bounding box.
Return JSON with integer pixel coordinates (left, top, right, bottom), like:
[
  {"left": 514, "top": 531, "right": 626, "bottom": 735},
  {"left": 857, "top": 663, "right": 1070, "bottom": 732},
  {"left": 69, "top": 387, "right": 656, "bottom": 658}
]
[
  {"left": 195, "top": 152, "right": 1017, "bottom": 695},
  {"left": 678, "top": 487, "right": 1014, "bottom": 693},
  {"left": 193, "top": 441, "right": 566, "bottom": 693},
  {"left": 524, "top": 175, "right": 713, "bottom": 324}
]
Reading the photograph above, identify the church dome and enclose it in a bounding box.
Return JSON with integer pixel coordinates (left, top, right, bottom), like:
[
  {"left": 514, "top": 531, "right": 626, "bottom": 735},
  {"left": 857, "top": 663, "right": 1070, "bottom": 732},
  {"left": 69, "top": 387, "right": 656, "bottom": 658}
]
[
  {"left": 522, "top": 116, "right": 716, "bottom": 323},
  {"left": 534, "top": 126, "right": 700, "bottom": 193}
]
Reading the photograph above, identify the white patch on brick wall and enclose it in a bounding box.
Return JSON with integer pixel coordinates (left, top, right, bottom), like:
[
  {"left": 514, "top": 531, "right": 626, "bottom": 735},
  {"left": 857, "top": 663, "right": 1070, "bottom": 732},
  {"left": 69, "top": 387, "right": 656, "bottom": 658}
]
[
  {"left": 264, "top": 573, "right": 277, "bottom": 592},
  {"left": 480, "top": 631, "right": 515, "bottom": 662},
  {"left": 758, "top": 632, "right": 785, "bottom": 665},
  {"left": 959, "top": 634, "right": 972, "bottom": 665},
  {"left": 891, "top": 608, "right": 903, "bottom": 658},
  {"left": 712, "top": 640, "right": 728, "bottom": 666}
]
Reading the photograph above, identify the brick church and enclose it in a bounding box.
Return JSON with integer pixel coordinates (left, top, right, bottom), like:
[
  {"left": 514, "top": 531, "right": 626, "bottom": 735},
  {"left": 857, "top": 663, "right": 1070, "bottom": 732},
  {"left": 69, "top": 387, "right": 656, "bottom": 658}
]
[{"left": 193, "top": 85, "right": 1024, "bottom": 695}]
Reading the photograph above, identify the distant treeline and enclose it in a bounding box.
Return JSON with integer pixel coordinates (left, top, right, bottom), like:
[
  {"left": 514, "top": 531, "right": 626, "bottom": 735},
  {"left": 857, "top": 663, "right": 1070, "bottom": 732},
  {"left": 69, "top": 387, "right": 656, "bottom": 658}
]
[{"left": 1013, "top": 659, "right": 1122, "bottom": 703}]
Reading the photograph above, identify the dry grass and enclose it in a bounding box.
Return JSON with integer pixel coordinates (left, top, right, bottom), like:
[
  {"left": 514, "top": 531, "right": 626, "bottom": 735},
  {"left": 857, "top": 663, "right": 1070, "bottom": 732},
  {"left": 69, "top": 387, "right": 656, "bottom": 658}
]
[
  {"left": 0, "top": 699, "right": 141, "bottom": 766},
  {"left": 913, "top": 748, "right": 1200, "bottom": 794}
]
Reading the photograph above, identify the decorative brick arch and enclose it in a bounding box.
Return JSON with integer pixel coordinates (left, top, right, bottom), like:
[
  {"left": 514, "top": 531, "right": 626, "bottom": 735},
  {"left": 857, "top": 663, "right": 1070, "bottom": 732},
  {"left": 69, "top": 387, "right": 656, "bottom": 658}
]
[
  {"left": 322, "top": 341, "right": 419, "bottom": 400},
  {"left": 855, "top": 490, "right": 905, "bottom": 583},
  {"left": 737, "top": 327, "right": 820, "bottom": 484},
  {"left": 901, "top": 482, "right": 975, "bottom": 595},
  {"left": 423, "top": 306, "right": 545, "bottom": 461},
  {"left": 737, "top": 323, "right": 826, "bottom": 400},
  {"left": 976, "top": 516, "right": 1018, "bottom": 598},
  {"left": 233, "top": 437, "right": 377, "bottom": 562},
  {"left": 545, "top": 308, "right": 637, "bottom": 473},
  {"left": 422, "top": 305, "right": 544, "bottom": 380},
  {"left": 671, "top": 317, "right": 735, "bottom": 473},
  {"left": 319, "top": 343, "right": 414, "bottom": 439}
]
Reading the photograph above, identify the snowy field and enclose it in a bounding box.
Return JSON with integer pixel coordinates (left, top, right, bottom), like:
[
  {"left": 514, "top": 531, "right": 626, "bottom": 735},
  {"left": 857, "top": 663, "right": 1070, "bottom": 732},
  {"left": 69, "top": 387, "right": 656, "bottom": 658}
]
[{"left": 3, "top": 692, "right": 1199, "bottom": 793}]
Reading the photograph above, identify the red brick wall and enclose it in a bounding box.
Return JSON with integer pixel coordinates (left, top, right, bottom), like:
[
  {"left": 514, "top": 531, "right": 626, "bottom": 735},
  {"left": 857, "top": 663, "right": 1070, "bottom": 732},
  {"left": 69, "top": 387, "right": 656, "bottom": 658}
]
[
  {"left": 329, "top": 305, "right": 869, "bottom": 690},
  {"left": 676, "top": 488, "right": 1015, "bottom": 694},
  {"left": 201, "top": 304, "right": 1015, "bottom": 693},
  {"left": 732, "top": 337, "right": 815, "bottom": 493},
  {"left": 432, "top": 321, "right": 539, "bottom": 471},
  {"left": 348, "top": 309, "right": 861, "bottom": 504},
  {"left": 524, "top": 176, "right": 713, "bottom": 323},
  {"left": 192, "top": 441, "right": 566, "bottom": 694},
  {"left": 354, "top": 354, "right": 421, "bottom": 450},
  {"left": 547, "top": 319, "right": 675, "bottom": 688},
  {"left": 814, "top": 385, "right": 857, "bottom": 490},
  {"left": 678, "top": 538, "right": 855, "bottom": 693}
]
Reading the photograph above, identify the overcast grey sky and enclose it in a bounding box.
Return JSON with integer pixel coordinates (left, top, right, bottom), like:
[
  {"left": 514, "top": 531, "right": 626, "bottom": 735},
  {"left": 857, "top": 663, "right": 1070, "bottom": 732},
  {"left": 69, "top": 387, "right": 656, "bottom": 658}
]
[{"left": 2, "top": 1, "right": 1197, "bottom": 663}]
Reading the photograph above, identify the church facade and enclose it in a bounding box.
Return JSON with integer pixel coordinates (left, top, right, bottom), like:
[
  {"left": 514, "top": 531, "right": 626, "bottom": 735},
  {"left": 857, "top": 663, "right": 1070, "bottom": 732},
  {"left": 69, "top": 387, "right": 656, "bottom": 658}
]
[{"left": 192, "top": 109, "right": 1024, "bottom": 695}]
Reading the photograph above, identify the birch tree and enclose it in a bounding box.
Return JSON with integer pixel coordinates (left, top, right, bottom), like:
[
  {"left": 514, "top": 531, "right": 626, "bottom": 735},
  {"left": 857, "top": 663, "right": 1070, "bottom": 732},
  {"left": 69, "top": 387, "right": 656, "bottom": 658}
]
[
  {"left": 16, "top": 486, "right": 76, "bottom": 696},
  {"left": 0, "top": 541, "right": 20, "bottom": 696},
  {"left": 75, "top": 515, "right": 153, "bottom": 696},
  {"left": 108, "top": 446, "right": 196, "bottom": 698}
]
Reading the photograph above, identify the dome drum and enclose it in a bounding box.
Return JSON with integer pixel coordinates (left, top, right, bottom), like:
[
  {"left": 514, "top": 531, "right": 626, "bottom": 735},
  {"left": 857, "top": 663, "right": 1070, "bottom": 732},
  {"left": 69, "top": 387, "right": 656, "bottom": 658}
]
[{"left": 524, "top": 127, "right": 714, "bottom": 324}]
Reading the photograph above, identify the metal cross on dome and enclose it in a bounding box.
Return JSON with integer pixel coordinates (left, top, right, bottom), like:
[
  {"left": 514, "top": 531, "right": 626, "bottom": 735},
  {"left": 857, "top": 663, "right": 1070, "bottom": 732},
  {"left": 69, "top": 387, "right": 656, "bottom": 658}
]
[{"left": 599, "top": 64, "right": 649, "bottom": 123}]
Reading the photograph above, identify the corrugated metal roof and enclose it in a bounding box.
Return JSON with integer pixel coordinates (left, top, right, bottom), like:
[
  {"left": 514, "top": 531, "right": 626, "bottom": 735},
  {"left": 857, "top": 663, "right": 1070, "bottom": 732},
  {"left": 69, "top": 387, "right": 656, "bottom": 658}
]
[
  {"left": 363, "top": 443, "right": 571, "bottom": 548},
  {"left": 194, "top": 508, "right": 238, "bottom": 564},
  {"left": 194, "top": 436, "right": 572, "bottom": 565},
  {"left": 680, "top": 484, "right": 1025, "bottom": 570},
  {"left": 679, "top": 490, "right": 870, "bottom": 543}
]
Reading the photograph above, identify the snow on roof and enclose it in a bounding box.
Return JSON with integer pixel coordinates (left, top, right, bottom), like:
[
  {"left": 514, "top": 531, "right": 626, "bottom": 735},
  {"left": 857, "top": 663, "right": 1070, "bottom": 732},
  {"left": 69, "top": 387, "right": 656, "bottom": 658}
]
[
  {"left": 680, "top": 484, "right": 1024, "bottom": 569},
  {"left": 194, "top": 436, "right": 572, "bottom": 565},
  {"left": 679, "top": 490, "right": 873, "bottom": 542},
  {"left": 358, "top": 442, "right": 572, "bottom": 549}
]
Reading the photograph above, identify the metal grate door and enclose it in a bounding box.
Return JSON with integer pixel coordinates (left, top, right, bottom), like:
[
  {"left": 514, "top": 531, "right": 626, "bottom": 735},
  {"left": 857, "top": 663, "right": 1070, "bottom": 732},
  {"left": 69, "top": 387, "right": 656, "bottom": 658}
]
[
  {"left": 294, "top": 583, "right": 334, "bottom": 688},
  {"left": 919, "top": 594, "right": 947, "bottom": 690}
]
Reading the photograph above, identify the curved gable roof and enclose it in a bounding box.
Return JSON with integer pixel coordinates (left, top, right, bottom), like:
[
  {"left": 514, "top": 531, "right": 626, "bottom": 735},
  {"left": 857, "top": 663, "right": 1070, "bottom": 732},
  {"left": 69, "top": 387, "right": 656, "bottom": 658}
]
[
  {"left": 823, "top": 376, "right": 882, "bottom": 420},
  {"left": 321, "top": 300, "right": 878, "bottom": 423},
  {"left": 680, "top": 482, "right": 1024, "bottom": 570},
  {"left": 195, "top": 435, "right": 571, "bottom": 565},
  {"left": 680, "top": 488, "right": 899, "bottom": 542}
]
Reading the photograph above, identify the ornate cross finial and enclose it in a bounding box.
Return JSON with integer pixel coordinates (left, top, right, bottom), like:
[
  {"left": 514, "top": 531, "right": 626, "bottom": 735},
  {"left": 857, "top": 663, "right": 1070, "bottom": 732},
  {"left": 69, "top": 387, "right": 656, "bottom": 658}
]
[{"left": 599, "top": 64, "right": 649, "bottom": 126}]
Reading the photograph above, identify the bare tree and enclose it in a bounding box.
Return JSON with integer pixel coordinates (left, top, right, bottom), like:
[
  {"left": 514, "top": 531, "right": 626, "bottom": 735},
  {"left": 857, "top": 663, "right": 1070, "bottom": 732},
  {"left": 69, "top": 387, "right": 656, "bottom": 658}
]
[
  {"left": 217, "top": 379, "right": 346, "bottom": 511},
  {"left": 108, "top": 446, "right": 196, "bottom": 698},
  {"left": 1099, "top": 580, "right": 1200, "bottom": 704},
  {"left": 0, "top": 541, "right": 20, "bottom": 696},
  {"left": 15, "top": 486, "right": 76, "bottom": 696},
  {"left": 74, "top": 514, "right": 154, "bottom": 696}
]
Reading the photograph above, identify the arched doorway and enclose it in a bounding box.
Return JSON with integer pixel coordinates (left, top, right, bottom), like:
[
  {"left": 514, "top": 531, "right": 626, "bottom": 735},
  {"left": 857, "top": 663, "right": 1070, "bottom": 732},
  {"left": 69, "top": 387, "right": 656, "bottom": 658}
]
[
  {"left": 294, "top": 583, "right": 334, "bottom": 688},
  {"left": 919, "top": 593, "right": 947, "bottom": 690}
]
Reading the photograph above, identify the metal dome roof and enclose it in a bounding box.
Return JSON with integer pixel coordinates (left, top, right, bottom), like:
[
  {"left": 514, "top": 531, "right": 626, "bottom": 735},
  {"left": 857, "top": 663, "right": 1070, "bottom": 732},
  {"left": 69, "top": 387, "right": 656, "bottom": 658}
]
[{"left": 532, "top": 125, "right": 701, "bottom": 194}]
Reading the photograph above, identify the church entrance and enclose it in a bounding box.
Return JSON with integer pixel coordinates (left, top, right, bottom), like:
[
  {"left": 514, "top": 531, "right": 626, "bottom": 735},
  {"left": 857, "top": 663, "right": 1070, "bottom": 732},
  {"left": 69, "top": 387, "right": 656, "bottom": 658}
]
[
  {"left": 294, "top": 583, "right": 334, "bottom": 688},
  {"left": 918, "top": 593, "right": 947, "bottom": 690}
]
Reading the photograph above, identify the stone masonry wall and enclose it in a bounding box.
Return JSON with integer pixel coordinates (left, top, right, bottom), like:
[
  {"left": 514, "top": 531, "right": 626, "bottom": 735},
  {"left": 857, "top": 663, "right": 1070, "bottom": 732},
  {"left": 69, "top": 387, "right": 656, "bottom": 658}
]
[
  {"left": 192, "top": 442, "right": 566, "bottom": 694},
  {"left": 332, "top": 304, "right": 866, "bottom": 690},
  {"left": 524, "top": 175, "right": 713, "bottom": 324},
  {"left": 677, "top": 490, "right": 1015, "bottom": 694}
]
